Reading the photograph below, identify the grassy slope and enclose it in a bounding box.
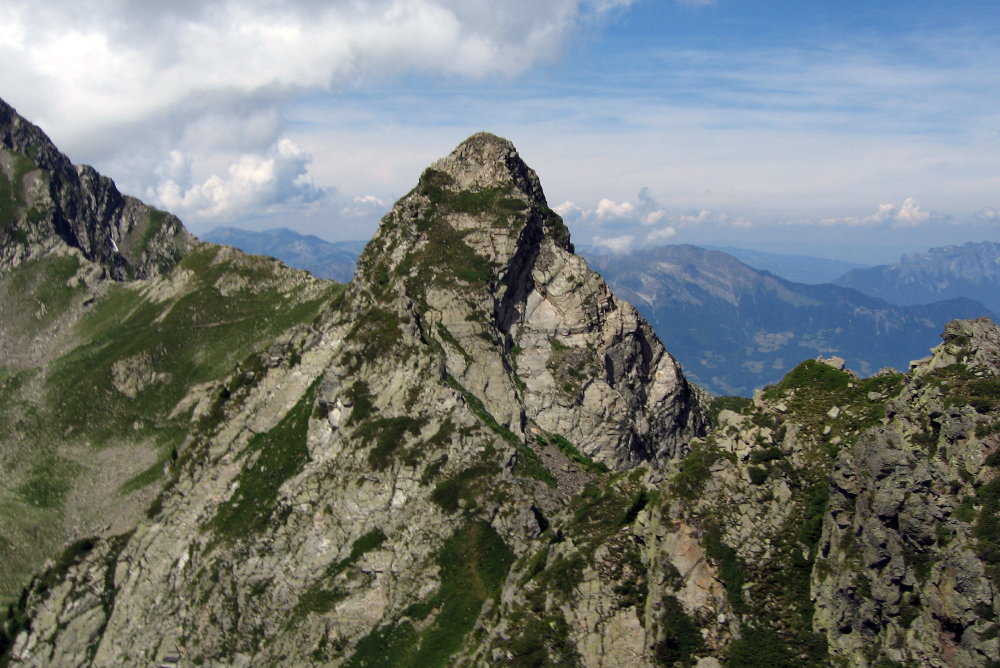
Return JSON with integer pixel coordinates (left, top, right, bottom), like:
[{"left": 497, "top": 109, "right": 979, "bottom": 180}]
[{"left": 0, "top": 243, "right": 341, "bottom": 606}]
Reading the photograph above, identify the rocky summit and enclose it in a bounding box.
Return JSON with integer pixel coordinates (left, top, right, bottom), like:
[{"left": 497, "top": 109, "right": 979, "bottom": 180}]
[{"left": 1, "top": 102, "right": 998, "bottom": 668}]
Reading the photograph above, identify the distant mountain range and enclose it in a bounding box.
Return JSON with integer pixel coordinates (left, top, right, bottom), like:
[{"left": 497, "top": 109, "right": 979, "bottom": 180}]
[
  {"left": 203, "top": 228, "right": 998, "bottom": 395},
  {"left": 833, "top": 241, "right": 1000, "bottom": 313},
  {"left": 202, "top": 226, "right": 362, "bottom": 282},
  {"left": 581, "top": 245, "right": 994, "bottom": 395},
  {"left": 702, "top": 246, "right": 870, "bottom": 284}
]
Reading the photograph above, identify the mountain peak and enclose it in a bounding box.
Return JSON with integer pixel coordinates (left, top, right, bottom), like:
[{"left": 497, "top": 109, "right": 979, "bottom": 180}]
[
  {"left": 425, "top": 131, "right": 549, "bottom": 209},
  {"left": 347, "top": 133, "right": 703, "bottom": 469},
  {"left": 0, "top": 96, "right": 191, "bottom": 280}
]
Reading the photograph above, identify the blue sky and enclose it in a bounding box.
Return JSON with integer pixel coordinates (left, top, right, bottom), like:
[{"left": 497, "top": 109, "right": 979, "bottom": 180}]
[{"left": 3, "top": 0, "right": 1000, "bottom": 263}]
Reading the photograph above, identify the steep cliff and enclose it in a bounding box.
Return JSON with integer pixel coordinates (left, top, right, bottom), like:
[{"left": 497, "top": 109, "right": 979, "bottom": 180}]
[{"left": 0, "top": 99, "right": 191, "bottom": 281}]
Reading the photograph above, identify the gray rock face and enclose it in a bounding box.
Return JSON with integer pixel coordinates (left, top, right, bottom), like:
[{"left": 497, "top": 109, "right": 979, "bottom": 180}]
[
  {"left": 352, "top": 132, "right": 704, "bottom": 468},
  {"left": 0, "top": 97, "right": 191, "bottom": 279},
  {"left": 813, "top": 317, "right": 1000, "bottom": 666},
  {"left": 3, "top": 132, "right": 705, "bottom": 666}
]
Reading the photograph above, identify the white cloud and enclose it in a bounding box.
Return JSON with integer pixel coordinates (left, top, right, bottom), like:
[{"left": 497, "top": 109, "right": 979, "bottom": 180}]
[
  {"left": 154, "top": 138, "right": 326, "bottom": 222},
  {"left": 820, "top": 197, "right": 933, "bottom": 228},
  {"left": 893, "top": 197, "right": 931, "bottom": 227},
  {"left": 554, "top": 200, "right": 586, "bottom": 221},
  {"left": 353, "top": 195, "right": 386, "bottom": 207},
  {"left": 641, "top": 210, "right": 666, "bottom": 225},
  {"left": 340, "top": 194, "right": 388, "bottom": 218},
  {"left": 646, "top": 226, "right": 678, "bottom": 243},
  {"left": 677, "top": 209, "right": 715, "bottom": 225},
  {"left": 592, "top": 234, "right": 635, "bottom": 253},
  {"left": 594, "top": 198, "right": 635, "bottom": 220},
  {"left": 0, "top": 1, "right": 623, "bottom": 141},
  {"left": 976, "top": 207, "right": 1000, "bottom": 222}
]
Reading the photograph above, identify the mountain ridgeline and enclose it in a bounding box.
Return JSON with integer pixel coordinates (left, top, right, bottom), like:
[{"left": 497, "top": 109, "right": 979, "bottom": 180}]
[
  {"left": 834, "top": 241, "right": 1000, "bottom": 313},
  {"left": 1, "top": 98, "right": 998, "bottom": 667},
  {"left": 203, "top": 227, "right": 362, "bottom": 283},
  {"left": 208, "top": 229, "right": 995, "bottom": 396},
  {"left": 583, "top": 245, "right": 995, "bottom": 395}
]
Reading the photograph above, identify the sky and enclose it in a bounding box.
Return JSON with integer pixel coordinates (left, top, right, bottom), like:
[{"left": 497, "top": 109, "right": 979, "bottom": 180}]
[{"left": 3, "top": 0, "right": 1000, "bottom": 264}]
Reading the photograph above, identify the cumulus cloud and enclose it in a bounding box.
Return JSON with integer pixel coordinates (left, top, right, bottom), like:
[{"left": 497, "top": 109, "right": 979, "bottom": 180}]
[
  {"left": 557, "top": 186, "right": 756, "bottom": 250},
  {"left": 0, "top": 0, "right": 636, "bottom": 229},
  {"left": 340, "top": 194, "right": 388, "bottom": 218},
  {"left": 554, "top": 200, "right": 586, "bottom": 222},
  {"left": 975, "top": 207, "right": 999, "bottom": 222},
  {"left": 646, "top": 226, "right": 678, "bottom": 242},
  {"left": 0, "top": 1, "right": 626, "bottom": 140},
  {"left": 820, "top": 197, "right": 934, "bottom": 228},
  {"left": 595, "top": 198, "right": 635, "bottom": 220},
  {"left": 592, "top": 235, "right": 635, "bottom": 253},
  {"left": 154, "top": 138, "right": 327, "bottom": 222}
]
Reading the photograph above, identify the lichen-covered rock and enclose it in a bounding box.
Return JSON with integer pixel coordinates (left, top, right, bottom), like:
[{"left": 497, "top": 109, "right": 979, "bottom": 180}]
[{"left": 813, "top": 318, "right": 1000, "bottom": 667}]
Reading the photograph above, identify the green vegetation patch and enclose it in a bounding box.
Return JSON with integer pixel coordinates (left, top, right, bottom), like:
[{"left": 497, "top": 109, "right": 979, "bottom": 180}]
[
  {"left": 344, "top": 305, "right": 408, "bottom": 370},
  {"left": 0, "top": 150, "right": 38, "bottom": 237},
  {"left": 418, "top": 168, "right": 524, "bottom": 218},
  {"left": 973, "top": 477, "right": 1000, "bottom": 588},
  {"left": 431, "top": 464, "right": 500, "bottom": 514},
  {"left": 654, "top": 595, "right": 705, "bottom": 667},
  {"left": 345, "top": 380, "right": 375, "bottom": 425},
  {"left": 761, "top": 361, "right": 904, "bottom": 449},
  {"left": 537, "top": 433, "right": 609, "bottom": 474},
  {"left": 4, "top": 254, "right": 84, "bottom": 332},
  {"left": 46, "top": 245, "right": 336, "bottom": 445},
  {"left": 563, "top": 480, "right": 647, "bottom": 557},
  {"left": 295, "top": 528, "right": 388, "bottom": 618},
  {"left": 920, "top": 363, "right": 1000, "bottom": 414},
  {"left": 15, "top": 451, "right": 79, "bottom": 509},
  {"left": 671, "top": 442, "right": 727, "bottom": 501},
  {"left": 703, "top": 523, "right": 746, "bottom": 613},
  {"left": 345, "top": 521, "right": 514, "bottom": 668},
  {"left": 725, "top": 624, "right": 799, "bottom": 668},
  {"left": 354, "top": 415, "right": 427, "bottom": 471},
  {"left": 207, "top": 383, "right": 316, "bottom": 543},
  {"left": 443, "top": 375, "right": 555, "bottom": 486}
]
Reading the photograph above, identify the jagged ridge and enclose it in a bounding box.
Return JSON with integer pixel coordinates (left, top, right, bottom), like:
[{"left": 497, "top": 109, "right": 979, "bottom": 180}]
[{"left": 0, "top": 97, "right": 191, "bottom": 280}]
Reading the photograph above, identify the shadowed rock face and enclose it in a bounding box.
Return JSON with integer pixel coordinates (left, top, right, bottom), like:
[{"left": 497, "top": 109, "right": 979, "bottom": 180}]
[{"left": 0, "top": 97, "right": 191, "bottom": 279}]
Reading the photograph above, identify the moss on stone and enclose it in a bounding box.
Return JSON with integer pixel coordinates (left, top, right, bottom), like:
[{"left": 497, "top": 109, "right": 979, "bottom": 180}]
[{"left": 207, "top": 382, "right": 317, "bottom": 544}]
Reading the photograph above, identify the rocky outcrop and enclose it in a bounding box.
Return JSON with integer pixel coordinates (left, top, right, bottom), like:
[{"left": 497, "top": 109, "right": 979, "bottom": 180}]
[
  {"left": 351, "top": 132, "right": 704, "bottom": 468},
  {"left": 813, "top": 318, "right": 1000, "bottom": 666},
  {"left": 0, "top": 97, "right": 191, "bottom": 280}
]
